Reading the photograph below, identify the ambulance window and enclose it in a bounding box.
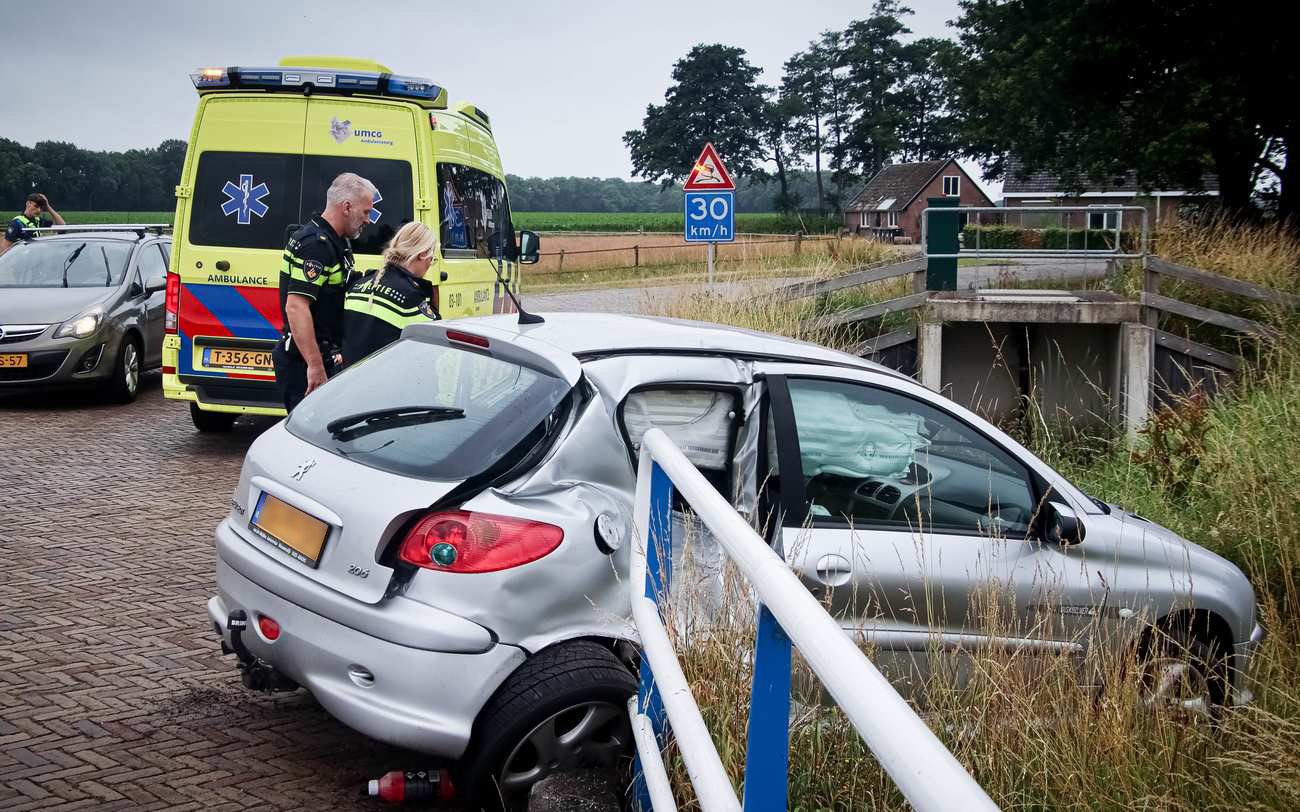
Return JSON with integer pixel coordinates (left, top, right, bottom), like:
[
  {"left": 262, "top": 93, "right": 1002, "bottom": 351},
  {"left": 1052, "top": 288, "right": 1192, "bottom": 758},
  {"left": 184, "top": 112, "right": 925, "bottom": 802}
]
[
  {"left": 188, "top": 151, "right": 303, "bottom": 250},
  {"left": 437, "top": 164, "right": 514, "bottom": 259},
  {"left": 301, "top": 156, "right": 415, "bottom": 256}
]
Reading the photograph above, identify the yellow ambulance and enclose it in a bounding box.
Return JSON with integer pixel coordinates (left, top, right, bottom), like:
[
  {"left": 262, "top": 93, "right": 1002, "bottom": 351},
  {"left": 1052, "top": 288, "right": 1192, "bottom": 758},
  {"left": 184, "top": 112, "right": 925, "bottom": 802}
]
[{"left": 163, "top": 56, "right": 536, "bottom": 431}]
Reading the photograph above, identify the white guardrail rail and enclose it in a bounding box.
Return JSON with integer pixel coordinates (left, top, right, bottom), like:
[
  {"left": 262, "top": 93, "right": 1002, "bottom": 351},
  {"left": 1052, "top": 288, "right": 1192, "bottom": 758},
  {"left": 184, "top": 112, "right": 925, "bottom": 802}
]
[{"left": 627, "top": 427, "right": 1000, "bottom": 812}]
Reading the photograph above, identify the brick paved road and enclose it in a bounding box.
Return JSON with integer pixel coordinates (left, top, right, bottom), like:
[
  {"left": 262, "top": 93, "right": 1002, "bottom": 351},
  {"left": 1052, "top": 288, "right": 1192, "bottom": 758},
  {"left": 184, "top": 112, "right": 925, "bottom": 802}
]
[{"left": 0, "top": 375, "right": 442, "bottom": 810}]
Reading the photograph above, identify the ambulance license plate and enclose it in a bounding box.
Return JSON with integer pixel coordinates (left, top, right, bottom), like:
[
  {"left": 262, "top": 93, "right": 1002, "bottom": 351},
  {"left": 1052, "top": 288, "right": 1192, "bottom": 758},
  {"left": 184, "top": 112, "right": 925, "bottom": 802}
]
[
  {"left": 204, "top": 347, "right": 273, "bottom": 372},
  {"left": 248, "top": 492, "right": 329, "bottom": 568},
  {"left": 0, "top": 353, "right": 28, "bottom": 368}
]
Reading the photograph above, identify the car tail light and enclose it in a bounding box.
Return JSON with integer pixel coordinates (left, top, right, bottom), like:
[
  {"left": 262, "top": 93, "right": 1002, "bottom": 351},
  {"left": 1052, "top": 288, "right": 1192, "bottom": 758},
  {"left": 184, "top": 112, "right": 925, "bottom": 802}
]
[
  {"left": 398, "top": 510, "right": 563, "bottom": 573},
  {"left": 258, "top": 615, "right": 281, "bottom": 640},
  {"left": 164, "top": 272, "right": 180, "bottom": 334}
]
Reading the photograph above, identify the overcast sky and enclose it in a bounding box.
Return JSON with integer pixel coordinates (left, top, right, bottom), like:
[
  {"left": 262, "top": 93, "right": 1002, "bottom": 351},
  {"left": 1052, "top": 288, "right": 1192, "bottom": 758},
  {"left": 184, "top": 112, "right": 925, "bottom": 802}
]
[{"left": 2, "top": 0, "right": 993, "bottom": 195}]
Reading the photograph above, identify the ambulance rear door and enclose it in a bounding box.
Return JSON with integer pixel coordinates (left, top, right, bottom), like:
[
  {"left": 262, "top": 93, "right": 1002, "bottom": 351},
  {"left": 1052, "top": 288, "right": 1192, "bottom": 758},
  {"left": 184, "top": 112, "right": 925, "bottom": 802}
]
[
  {"left": 180, "top": 95, "right": 306, "bottom": 388},
  {"left": 302, "top": 97, "right": 421, "bottom": 275}
]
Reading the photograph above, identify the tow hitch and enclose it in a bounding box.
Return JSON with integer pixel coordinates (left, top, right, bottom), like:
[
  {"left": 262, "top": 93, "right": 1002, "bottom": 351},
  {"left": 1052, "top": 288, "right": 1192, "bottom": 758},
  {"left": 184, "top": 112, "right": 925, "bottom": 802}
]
[{"left": 222, "top": 609, "right": 299, "bottom": 693}]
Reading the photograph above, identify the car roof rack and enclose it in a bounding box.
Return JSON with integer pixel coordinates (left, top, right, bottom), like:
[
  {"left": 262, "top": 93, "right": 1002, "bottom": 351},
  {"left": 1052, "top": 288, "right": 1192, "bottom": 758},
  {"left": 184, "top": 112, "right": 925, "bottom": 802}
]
[{"left": 24, "top": 224, "right": 172, "bottom": 238}]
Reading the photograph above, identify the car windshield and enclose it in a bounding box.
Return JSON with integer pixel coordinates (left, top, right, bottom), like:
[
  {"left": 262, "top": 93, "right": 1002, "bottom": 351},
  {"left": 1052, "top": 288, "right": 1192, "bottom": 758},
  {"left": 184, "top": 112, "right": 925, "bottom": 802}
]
[
  {"left": 0, "top": 240, "right": 133, "bottom": 288},
  {"left": 287, "top": 338, "right": 571, "bottom": 480}
]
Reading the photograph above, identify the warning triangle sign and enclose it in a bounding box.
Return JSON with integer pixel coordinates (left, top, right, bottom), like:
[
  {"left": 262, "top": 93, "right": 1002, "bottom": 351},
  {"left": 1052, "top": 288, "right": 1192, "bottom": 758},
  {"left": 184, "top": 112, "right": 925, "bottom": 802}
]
[{"left": 683, "top": 142, "right": 736, "bottom": 191}]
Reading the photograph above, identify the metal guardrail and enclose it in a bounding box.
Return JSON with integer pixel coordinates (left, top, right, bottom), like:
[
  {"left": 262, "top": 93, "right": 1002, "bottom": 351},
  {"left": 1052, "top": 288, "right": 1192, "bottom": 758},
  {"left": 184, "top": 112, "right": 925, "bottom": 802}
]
[
  {"left": 921, "top": 205, "right": 1148, "bottom": 260},
  {"left": 627, "top": 427, "right": 999, "bottom": 812}
]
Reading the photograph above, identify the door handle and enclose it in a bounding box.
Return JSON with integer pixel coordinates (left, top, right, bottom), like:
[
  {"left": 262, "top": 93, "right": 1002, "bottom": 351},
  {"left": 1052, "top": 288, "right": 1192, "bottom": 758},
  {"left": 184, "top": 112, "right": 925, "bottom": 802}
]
[{"left": 215, "top": 260, "right": 230, "bottom": 271}]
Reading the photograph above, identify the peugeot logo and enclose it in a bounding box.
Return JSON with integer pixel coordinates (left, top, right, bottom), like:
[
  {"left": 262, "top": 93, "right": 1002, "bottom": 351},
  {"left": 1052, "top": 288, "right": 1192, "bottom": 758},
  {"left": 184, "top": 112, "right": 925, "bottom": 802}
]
[
  {"left": 291, "top": 460, "right": 317, "bottom": 480},
  {"left": 0, "top": 326, "right": 6, "bottom": 341}
]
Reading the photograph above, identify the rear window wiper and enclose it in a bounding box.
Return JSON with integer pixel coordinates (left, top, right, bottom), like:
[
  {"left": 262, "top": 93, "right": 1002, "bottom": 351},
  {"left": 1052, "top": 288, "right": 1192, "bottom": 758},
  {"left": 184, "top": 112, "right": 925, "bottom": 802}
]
[{"left": 327, "top": 405, "right": 465, "bottom": 441}]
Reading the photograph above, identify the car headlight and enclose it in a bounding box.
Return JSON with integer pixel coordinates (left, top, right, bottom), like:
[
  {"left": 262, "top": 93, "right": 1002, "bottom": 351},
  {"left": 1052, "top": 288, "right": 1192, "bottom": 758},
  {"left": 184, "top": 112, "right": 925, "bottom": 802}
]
[{"left": 54, "top": 308, "right": 104, "bottom": 339}]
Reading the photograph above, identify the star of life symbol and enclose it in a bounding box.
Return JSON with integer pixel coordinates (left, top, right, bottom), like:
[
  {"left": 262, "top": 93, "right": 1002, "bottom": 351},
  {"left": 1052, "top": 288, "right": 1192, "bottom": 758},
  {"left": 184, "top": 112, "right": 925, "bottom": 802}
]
[
  {"left": 368, "top": 189, "right": 383, "bottom": 224},
  {"left": 221, "top": 174, "right": 270, "bottom": 225}
]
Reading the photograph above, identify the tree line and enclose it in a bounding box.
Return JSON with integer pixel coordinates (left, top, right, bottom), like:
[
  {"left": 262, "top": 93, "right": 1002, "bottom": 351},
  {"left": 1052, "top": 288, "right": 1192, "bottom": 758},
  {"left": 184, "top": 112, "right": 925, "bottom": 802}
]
[
  {"left": 624, "top": 0, "right": 1296, "bottom": 221},
  {"left": 0, "top": 137, "right": 186, "bottom": 213},
  {"left": 0, "top": 134, "right": 829, "bottom": 215}
]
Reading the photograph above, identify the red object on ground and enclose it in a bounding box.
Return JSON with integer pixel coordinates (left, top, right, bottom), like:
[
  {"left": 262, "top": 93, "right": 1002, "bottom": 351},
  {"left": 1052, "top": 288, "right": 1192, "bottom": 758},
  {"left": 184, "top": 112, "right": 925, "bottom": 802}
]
[{"left": 365, "top": 769, "right": 455, "bottom": 805}]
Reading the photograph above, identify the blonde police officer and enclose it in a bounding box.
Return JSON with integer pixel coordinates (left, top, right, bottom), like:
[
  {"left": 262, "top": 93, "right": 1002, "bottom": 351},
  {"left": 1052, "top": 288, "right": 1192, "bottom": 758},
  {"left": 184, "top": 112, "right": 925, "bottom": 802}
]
[{"left": 342, "top": 221, "right": 440, "bottom": 366}]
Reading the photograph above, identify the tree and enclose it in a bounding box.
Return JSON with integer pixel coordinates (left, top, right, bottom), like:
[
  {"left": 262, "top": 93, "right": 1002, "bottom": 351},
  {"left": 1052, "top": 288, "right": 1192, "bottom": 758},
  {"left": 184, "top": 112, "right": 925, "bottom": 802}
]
[
  {"left": 895, "top": 38, "right": 961, "bottom": 162},
  {"left": 950, "top": 0, "right": 1295, "bottom": 219},
  {"left": 783, "top": 42, "right": 837, "bottom": 213},
  {"left": 757, "top": 92, "right": 804, "bottom": 213},
  {"left": 839, "top": 1, "right": 915, "bottom": 182},
  {"left": 624, "top": 44, "right": 768, "bottom": 186}
]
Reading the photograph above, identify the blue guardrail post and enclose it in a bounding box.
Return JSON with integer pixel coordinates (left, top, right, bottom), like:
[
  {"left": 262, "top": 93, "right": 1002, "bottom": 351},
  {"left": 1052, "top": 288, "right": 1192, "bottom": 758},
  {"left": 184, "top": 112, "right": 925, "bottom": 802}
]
[
  {"left": 635, "top": 460, "right": 675, "bottom": 811},
  {"left": 742, "top": 603, "right": 792, "bottom": 811}
]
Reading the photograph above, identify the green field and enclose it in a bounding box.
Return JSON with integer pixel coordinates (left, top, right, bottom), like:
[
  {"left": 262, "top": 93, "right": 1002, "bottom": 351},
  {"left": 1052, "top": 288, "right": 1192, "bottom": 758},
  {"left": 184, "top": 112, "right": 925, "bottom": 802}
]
[
  {"left": 59, "top": 211, "right": 841, "bottom": 235},
  {"left": 61, "top": 211, "right": 174, "bottom": 225}
]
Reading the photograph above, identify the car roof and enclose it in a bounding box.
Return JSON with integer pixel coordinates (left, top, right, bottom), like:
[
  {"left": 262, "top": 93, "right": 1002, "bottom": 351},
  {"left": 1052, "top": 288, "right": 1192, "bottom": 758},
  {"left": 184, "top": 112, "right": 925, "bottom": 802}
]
[
  {"left": 456, "top": 312, "right": 894, "bottom": 373},
  {"left": 27, "top": 232, "right": 169, "bottom": 243}
]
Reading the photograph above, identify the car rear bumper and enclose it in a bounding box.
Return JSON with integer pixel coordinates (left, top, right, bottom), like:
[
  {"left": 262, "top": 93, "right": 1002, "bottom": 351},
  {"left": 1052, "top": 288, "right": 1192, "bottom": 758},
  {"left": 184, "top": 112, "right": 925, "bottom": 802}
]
[{"left": 210, "top": 544, "right": 526, "bottom": 757}]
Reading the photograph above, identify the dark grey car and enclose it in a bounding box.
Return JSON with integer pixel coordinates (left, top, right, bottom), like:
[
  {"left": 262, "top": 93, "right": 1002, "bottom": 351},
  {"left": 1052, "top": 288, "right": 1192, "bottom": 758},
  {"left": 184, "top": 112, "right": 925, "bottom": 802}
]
[{"left": 0, "top": 227, "right": 171, "bottom": 402}]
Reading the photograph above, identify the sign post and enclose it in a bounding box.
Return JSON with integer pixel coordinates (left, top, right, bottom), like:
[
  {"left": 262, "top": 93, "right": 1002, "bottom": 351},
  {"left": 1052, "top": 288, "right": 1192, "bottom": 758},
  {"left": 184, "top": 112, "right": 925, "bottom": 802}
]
[{"left": 683, "top": 143, "right": 736, "bottom": 284}]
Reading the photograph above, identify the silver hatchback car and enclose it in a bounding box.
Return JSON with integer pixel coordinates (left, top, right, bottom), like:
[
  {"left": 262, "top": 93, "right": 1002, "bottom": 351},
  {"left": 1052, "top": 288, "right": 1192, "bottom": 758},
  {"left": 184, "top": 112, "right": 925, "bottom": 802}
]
[{"left": 209, "top": 313, "right": 1261, "bottom": 805}]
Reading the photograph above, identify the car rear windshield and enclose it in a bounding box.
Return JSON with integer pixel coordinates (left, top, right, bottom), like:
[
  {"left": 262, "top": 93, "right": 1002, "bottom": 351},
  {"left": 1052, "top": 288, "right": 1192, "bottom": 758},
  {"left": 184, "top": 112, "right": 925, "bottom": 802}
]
[
  {"left": 0, "top": 240, "right": 132, "bottom": 287},
  {"left": 286, "top": 338, "right": 571, "bottom": 481}
]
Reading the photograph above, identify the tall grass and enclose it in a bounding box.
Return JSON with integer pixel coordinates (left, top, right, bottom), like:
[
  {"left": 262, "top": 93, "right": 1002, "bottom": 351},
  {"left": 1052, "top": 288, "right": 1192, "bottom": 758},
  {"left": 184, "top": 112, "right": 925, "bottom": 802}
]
[{"left": 638, "top": 221, "right": 1300, "bottom": 810}]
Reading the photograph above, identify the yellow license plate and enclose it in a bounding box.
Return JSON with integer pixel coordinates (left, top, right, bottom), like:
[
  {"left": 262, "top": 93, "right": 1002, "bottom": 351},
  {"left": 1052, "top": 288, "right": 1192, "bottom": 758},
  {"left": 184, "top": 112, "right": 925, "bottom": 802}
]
[
  {"left": 249, "top": 492, "right": 330, "bottom": 567},
  {"left": 0, "top": 353, "right": 28, "bottom": 368},
  {"left": 204, "top": 347, "right": 274, "bottom": 372}
]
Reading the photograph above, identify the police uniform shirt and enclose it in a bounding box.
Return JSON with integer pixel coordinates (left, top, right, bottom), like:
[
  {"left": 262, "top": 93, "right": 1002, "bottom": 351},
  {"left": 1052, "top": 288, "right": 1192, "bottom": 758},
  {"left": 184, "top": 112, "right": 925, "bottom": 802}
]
[
  {"left": 342, "top": 261, "right": 439, "bottom": 365},
  {"left": 279, "top": 215, "right": 354, "bottom": 350},
  {"left": 5, "top": 213, "right": 53, "bottom": 242}
]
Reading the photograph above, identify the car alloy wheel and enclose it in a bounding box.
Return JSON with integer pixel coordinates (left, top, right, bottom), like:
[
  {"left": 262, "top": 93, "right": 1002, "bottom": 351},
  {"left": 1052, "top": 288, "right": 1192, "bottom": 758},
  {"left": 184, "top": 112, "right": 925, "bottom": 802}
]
[
  {"left": 1142, "top": 655, "right": 1213, "bottom": 716},
  {"left": 122, "top": 341, "right": 139, "bottom": 396},
  {"left": 496, "top": 699, "right": 630, "bottom": 795}
]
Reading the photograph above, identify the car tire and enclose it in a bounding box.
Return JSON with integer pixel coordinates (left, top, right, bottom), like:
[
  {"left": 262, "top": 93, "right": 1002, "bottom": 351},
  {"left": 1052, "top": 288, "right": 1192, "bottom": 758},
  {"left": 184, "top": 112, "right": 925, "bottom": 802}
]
[
  {"left": 190, "top": 402, "right": 237, "bottom": 433},
  {"left": 460, "top": 640, "right": 636, "bottom": 810},
  {"left": 108, "top": 335, "right": 142, "bottom": 404},
  {"left": 1140, "top": 625, "right": 1226, "bottom": 717}
]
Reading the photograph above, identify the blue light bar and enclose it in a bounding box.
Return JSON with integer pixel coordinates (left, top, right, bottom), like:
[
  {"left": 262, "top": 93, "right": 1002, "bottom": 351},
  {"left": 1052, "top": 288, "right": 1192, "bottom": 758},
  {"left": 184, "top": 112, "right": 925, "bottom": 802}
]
[
  {"left": 190, "top": 65, "right": 447, "bottom": 108},
  {"left": 387, "top": 74, "right": 441, "bottom": 100}
]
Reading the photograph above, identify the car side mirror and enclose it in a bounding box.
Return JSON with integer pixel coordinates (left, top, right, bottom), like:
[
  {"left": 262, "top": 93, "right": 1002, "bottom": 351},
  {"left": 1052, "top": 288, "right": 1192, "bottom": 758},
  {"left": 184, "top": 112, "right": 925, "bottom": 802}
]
[
  {"left": 1043, "top": 501, "right": 1085, "bottom": 546},
  {"left": 517, "top": 230, "right": 540, "bottom": 264},
  {"left": 145, "top": 275, "right": 167, "bottom": 294}
]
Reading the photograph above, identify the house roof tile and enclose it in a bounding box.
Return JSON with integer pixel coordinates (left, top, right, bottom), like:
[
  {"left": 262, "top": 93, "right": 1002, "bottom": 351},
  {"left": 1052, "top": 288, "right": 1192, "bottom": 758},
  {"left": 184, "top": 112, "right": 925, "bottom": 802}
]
[{"left": 1001, "top": 155, "right": 1220, "bottom": 195}]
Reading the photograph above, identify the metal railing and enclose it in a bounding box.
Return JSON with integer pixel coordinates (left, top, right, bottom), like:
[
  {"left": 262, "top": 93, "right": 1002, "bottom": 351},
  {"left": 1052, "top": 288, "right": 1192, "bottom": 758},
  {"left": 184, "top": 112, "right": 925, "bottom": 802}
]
[
  {"left": 20, "top": 224, "right": 172, "bottom": 236},
  {"left": 627, "top": 427, "right": 999, "bottom": 812},
  {"left": 921, "top": 205, "right": 1148, "bottom": 260}
]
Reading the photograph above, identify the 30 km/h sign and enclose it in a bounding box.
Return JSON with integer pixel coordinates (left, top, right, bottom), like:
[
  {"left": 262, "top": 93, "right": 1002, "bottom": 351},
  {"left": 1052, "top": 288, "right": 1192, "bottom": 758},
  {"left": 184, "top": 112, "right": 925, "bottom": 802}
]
[{"left": 684, "top": 191, "right": 735, "bottom": 243}]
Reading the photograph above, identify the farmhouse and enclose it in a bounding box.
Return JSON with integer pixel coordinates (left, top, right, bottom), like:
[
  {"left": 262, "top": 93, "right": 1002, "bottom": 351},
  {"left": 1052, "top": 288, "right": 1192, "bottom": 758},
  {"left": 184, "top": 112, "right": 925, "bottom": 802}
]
[
  {"left": 1000, "top": 155, "right": 1219, "bottom": 228},
  {"left": 843, "top": 157, "right": 993, "bottom": 243}
]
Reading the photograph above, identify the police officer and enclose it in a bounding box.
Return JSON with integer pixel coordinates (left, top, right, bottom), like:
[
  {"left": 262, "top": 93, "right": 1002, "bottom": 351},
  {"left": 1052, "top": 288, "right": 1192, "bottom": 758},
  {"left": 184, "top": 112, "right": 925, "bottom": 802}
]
[
  {"left": 273, "top": 172, "right": 376, "bottom": 411},
  {"left": 0, "top": 193, "right": 65, "bottom": 258},
  {"left": 343, "top": 221, "right": 440, "bottom": 366}
]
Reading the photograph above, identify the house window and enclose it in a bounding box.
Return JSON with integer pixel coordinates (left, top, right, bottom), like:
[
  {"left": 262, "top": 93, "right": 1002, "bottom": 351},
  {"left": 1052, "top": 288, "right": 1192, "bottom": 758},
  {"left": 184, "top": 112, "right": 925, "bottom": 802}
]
[
  {"left": 1087, "top": 208, "right": 1121, "bottom": 230},
  {"left": 943, "top": 176, "right": 961, "bottom": 196},
  {"left": 885, "top": 211, "right": 899, "bottom": 227}
]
